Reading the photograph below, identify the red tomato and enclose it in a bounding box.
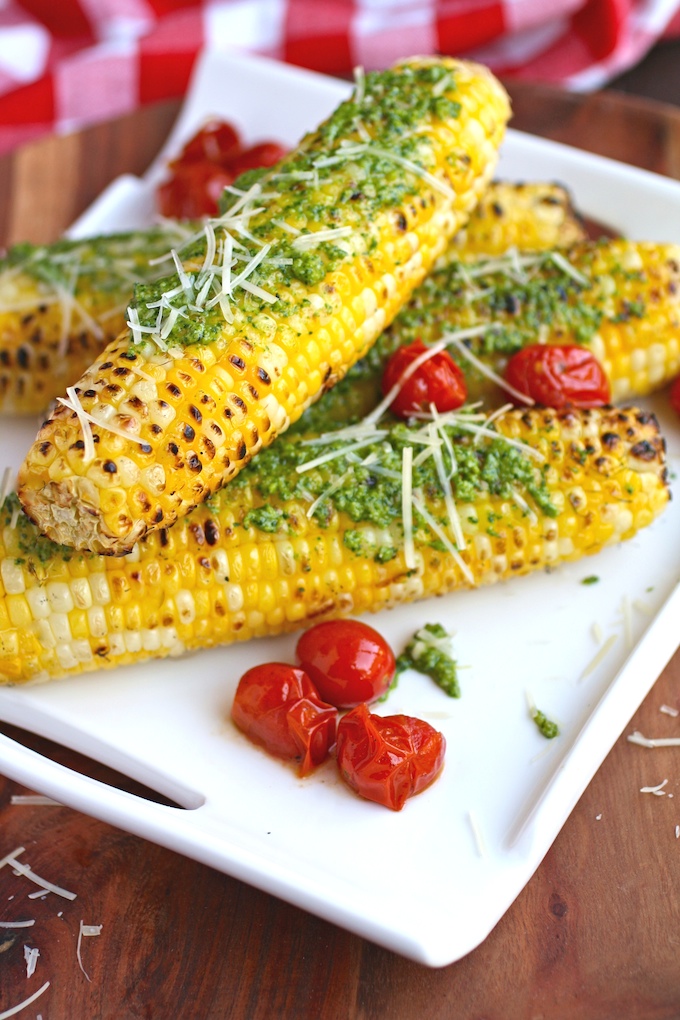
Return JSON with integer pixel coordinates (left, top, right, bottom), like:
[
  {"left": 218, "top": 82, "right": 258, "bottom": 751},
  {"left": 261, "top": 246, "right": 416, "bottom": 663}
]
[
  {"left": 381, "top": 339, "right": 467, "bottom": 418},
  {"left": 157, "top": 161, "right": 237, "bottom": 219},
  {"left": 504, "top": 344, "right": 610, "bottom": 408},
  {"left": 231, "top": 662, "right": 337, "bottom": 776},
  {"left": 336, "top": 704, "right": 446, "bottom": 811},
  {"left": 670, "top": 375, "right": 680, "bottom": 417},
  {"left": 296, "top": 620, "right": 396, "bottom": 709},
  {"left": 157, "top": 118, "right": 288, "bottom": 219},
  {"left": 177, "top": 120, "right": 242, "bottom": 165},
  {"left": 229, "top": 142, "right": 288, "bottom": 175}
]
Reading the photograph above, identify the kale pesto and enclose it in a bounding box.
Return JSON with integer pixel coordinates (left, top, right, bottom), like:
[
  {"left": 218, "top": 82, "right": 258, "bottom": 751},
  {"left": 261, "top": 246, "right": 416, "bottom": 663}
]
[
  {"left": 229, "top": 409, "right": 557, "bottom": 539},
  {"left": 396, "top": 623, "right": 460, "bottom": 697},
  {"left": 2, "top": 226, "right": 191, "bottom": 299},
  {"left": 2, "top": 493, "right": 78, "bottom": 565},
  {"left": 531, "top": 707, "right": 560, "bottom": 739},
  {"left": 127, "top": 61, "right": 466, "bottom": 350}
]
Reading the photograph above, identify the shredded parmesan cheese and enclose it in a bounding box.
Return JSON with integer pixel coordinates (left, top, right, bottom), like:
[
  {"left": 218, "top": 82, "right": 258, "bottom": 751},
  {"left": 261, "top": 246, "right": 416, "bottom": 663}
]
[
  {"left": 0, "top": 981, "right": 50, "bottom": 1019},
  {"left": 1, "top": 847, "right": 76, "bottom": 900},
  {"left": 56, "top": 387, "right": 149, "bottom": 462},
  {"left": 411, "top": 493, "right": 473, "bottom": 584},
  {"left": 628, "top": 731, "right": 680, "bottom": 749},
  {"left": 23, "top": 945, "right": 39, "bottom": 979},
  {"left": 76, "top": 921, "right": 103, "bottom": 983},
  {"left": 467, "top": 809, "right": 486, "bottom": 857},
  {"left": 446, "top": 332, "right": 535, "bottom": 406},
  {"left": 401, "top": 445, "right": 415, "bottom": 570},
  {"left": 0, "top": 920, "right": 35, "bottom": 928},
  {"left": 660, "top": 705, "right": 679, "bottom": 717},
  {"left": 579, "top": 633, "right": 618, "bottom": 681},
  {"left": 640, "top": 779, "right": 668, "bottom": 796}
]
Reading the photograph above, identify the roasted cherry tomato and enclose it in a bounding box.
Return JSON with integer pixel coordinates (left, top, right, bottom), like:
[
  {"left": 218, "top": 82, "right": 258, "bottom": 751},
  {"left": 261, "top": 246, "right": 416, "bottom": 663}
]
[
  {"left": 157, "top": 161, "right": 237, "bottom": 219},
  {"left": 177, "top": 119, "right": 241, "bottom": 165},
  {"left": 336, "top": 704, "right": 446, "bottom": 811},
  {"left": 381, "top": 339, "right": 467, "bottom": 417},
  {"left": 670, "top": 375, "right": 680, "bottom": 417},
  {"left": 156, "top": 118, "right": 288, "bottom": 218},
  {"left": 296, "top": 620, "right": 396, "bottom": 709},
  {"left": 229, "top": 142, "right": 288, "bottom": 175},
  {"left": 504, "top": 344, "right": 610, "bottom": 408},
  {"left": 231, "top": 662, "right": 337, "bottom": 776}
]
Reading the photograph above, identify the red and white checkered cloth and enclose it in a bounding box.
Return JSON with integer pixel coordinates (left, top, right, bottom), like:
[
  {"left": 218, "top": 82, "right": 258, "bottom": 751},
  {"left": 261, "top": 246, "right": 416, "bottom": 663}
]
[{"left": 0, "top": 0, "right": 678, "bottom": 156}]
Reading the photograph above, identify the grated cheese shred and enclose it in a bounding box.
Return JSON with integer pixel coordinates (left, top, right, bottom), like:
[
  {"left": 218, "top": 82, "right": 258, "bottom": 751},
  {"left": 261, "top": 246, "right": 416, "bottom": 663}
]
[
  {"left": 0, "top": 981, "right": 50, "bottom": 1019},
  {"left": 76, "top": 921, "right": 103, "bottom": 983},
  {"left": 0, "top": 846, "right": 76, "bottom": 900}
]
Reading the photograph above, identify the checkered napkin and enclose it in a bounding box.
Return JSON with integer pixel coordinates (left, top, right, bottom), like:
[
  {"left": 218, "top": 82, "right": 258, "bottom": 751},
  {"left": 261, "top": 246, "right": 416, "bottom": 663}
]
[{"left": 0, "top": 0, "right": 679, "bottom": 156}]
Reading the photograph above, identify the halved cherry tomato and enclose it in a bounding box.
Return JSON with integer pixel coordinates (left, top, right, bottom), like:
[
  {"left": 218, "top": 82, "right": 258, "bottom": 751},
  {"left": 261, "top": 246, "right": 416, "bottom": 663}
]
[
  {"left": 296, "top": 620, "right": 395, "bottom": 709},
  {"left": 231, "top": 662, "right": 337, "bottom": 776},
  {"left": 336, "top": 704, "right": 446, "bottom": 811},
  {"left": 504, "top": 344, "right": 610, "bottom": 408},
  {"left": 670, "top": 375, "right": 680, "bottom": 417},
  {"left": 381, "top": 339, "right": 467, "bottom": 418}
]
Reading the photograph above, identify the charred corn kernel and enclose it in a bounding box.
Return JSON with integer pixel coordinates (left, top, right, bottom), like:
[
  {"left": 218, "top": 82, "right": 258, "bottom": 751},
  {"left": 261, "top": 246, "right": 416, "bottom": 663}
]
[
  {"left": 0, "top": 405, "right": 669, "bottom": 685},
  {"left": 374, "top": 237, "right": 680, "bottom": 404},
  {"left": 19, "top": 58, "right": 511, "bottom": 555},
  {"left": 443, "top": 181, "right": 586, "bottom": 261},
  {"left": 0, "top": 225, "right": 193, "bottom": 415}
]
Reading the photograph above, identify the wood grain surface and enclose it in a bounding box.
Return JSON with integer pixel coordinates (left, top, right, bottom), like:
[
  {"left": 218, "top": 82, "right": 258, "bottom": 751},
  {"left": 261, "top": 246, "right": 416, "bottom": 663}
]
[{"left": 2, "top": 61, "right": 680, "bottom": 1020}]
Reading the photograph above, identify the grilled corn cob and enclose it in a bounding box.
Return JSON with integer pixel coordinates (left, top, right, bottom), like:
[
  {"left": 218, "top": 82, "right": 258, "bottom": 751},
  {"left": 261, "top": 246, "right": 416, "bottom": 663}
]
[
  {"left": 293, "top": 236, "right": 680, "bottom": 425},
  {"left": 18, "top": 58, "right": 511, "bottom": 555},
  {"left": 0, "top": 405, "right": 668, "bottom": 684},
  {"left": 0, "top": 182, "right": 586, "bottom": 416},
  {"left": 0, "top": 226, "right": 194, "bottom": 415},
  {"left": 377, "top": 237, "right": 680, "bottom": 404},
  {"left": 442, "top": 180, "right": 585, "bottom": 262}
]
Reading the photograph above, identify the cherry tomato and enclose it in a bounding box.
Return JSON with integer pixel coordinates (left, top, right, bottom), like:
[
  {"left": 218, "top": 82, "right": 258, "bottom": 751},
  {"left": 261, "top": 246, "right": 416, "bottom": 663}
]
[
  {"left": 381, "top": 339, "right": 467, "bottom": 418},
  {"left": 177, "top": 120, "right": 242, "bottom": 165},
  {"left": 296, "top": 620, "right": 396, "bottom": 709},
  {"left": 504, "top": 344, "right": 610, "bottom": 408},
  {"left": 156, "top": 118, "right": 288, "bottom": 219},
  {"left": 229, "top": 142, "right": 288, "bottom": 175},
  {"left": 670, "top": 375, "right": 680, "bottom": 417},
  {"left": 231, "top": 662, "right": 337, "bottom": 776},
  {"left": 157, "top": 161, "right": 237, "bottom": 219},
  {"left": 336, "top": 704, "right": 446, "bottom": 811}
]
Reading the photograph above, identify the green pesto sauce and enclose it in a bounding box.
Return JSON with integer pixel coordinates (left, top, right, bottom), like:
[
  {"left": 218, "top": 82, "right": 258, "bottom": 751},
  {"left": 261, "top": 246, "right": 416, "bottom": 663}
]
[
  {"left": 129, "top": 62, "right": 463, "bottom": 349},
  {"left": 381, "top": 250, "right": 608, "bottom": 361},
  {"left": 2, "top": 494, "right": 79, "bottom": 565},
  {"left": 396, "top": 622, "right": 460, "bottom": 697},
  {"left": 531, "top": 708, "right": 559, "bottom": 739},
  {"left": 3, "top": 226, "right": 192, "bottom": 298},
  {"left": 231, "top": 414, "right": 557, "bottom": 536}
]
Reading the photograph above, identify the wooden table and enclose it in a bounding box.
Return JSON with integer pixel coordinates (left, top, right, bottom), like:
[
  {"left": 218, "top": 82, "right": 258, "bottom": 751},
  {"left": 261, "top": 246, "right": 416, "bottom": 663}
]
[{"left": 2, "top": 57, "right": 680, "bottom": 1020}]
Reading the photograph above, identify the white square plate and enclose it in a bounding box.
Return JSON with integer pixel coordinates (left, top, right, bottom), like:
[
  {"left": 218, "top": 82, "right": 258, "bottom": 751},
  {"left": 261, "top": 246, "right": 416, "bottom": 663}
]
[{"left": 0, "top": 51, "right": 679, "bottom": 967}]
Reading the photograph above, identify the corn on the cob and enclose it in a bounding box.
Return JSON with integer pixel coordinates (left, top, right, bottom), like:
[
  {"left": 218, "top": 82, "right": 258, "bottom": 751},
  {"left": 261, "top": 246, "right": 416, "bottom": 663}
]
[
  {"left": 17, "top": 58, "right": 510, "bottom": 555},
  {"left": 377, "top": 237, "right": 680, "bottom": 404},
  {"left": 442, "top": 180, "right": 586, "bottom": 262},
  {"left": 0, "top": 405, "right": 668, "bottom": 685},
  {"left": 0, "top": 182, "right": 586, "bottom": 417},
  {"left": 0, "top": 226, "right": 194, "bottom": 415}
]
